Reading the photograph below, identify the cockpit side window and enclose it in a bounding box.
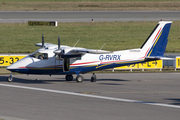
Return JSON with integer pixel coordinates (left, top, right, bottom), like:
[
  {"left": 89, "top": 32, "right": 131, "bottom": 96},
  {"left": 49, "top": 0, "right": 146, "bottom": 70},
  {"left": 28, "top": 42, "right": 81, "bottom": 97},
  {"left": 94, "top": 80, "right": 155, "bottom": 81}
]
[{"left": 30, "top": 52, "right": 48, "bottom": 60}]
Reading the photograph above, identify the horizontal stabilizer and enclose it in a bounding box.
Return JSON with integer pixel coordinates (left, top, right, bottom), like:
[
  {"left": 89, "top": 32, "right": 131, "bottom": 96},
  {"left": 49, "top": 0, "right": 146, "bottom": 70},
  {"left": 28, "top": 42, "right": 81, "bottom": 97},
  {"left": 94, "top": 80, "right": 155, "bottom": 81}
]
[{"left": 145, "top": 56, "right": 174, "bottom": 60}]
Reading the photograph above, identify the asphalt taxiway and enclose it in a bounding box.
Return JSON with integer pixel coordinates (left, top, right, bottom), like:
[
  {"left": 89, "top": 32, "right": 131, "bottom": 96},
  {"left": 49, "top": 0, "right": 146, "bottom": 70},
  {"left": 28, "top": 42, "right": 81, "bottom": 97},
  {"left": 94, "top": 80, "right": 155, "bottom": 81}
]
[
  {"left": 0, "top": 11, "right": 180, "bottom": 23},
  {"left": 0, "top": 73, "right": 180, "bottom": 120}
]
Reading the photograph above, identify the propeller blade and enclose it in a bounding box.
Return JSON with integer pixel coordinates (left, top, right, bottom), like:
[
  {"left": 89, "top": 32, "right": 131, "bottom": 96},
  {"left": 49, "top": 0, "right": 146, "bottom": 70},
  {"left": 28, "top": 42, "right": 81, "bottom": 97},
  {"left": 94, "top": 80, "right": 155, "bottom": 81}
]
[
  {"left": 58, "top": 36, "right": 60, "bottom": 50},
  {"left": 42, "top": 34, "right": 44, "bottom": 48}
]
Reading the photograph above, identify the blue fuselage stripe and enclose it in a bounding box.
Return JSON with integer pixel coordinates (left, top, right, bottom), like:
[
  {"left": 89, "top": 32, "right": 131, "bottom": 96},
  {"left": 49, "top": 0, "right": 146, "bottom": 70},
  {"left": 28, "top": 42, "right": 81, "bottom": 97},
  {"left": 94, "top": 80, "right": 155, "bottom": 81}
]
[{"left": 10, "top": 59, "right": 147, "bottom": 75}]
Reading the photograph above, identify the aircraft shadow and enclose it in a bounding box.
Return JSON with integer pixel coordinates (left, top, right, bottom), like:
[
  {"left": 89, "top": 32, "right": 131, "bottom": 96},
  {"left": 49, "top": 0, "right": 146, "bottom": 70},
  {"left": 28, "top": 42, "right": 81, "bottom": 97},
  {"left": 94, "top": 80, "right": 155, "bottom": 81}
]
[
  {"left": 98, "top": 83, "right": 123, "bottom": 85},
  {"left": 0, "top": 76, "right": 130, "bottom": 84},
  {"left": 164, "top": 98, "right": 180, "bottom": 105},
  {"left": 97, "top": 78, "right": 130, "bottom": 82},
  {"left": 0, "top": 76, "right": 66, "bottom": 84}
]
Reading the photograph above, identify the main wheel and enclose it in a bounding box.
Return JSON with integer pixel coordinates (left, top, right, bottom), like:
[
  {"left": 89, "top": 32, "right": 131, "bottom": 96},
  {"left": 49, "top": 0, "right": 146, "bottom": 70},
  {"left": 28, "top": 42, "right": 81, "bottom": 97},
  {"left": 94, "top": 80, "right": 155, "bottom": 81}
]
[
  {"left": 7, "top": 76, "right": 13, "bottom": 82},
  {"left": 65, "top": 75, "right": 73, "bottom": 81},
  {"left": 91, "top": 73, "right": 96, "bottom": 82},
  {"left": 76, "top": 75, "right": 84, "bottom": 83},
  {"left": 91, "top": 75, "right": 96, "bottom": 82}
]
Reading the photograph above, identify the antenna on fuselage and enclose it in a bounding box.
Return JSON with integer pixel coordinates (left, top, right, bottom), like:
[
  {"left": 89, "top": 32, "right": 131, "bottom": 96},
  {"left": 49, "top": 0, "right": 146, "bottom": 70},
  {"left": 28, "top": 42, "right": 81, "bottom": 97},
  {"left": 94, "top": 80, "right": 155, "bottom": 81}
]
[
  {"left": 100, "top": 43, "right": 106, "bottom": 50},
  {"left": 42, "top": 34, "right": 44, "bottom": 48},
  {"left": 73, "top": 39, "right": 80, "bottom": 47}
]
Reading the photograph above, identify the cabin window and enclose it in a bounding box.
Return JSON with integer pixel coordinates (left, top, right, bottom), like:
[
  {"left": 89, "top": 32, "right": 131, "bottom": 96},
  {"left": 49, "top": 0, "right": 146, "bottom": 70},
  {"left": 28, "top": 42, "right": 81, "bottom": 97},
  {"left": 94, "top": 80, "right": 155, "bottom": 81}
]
[{"left": 30, "top": 52, "right": 48, "bottom": 60}]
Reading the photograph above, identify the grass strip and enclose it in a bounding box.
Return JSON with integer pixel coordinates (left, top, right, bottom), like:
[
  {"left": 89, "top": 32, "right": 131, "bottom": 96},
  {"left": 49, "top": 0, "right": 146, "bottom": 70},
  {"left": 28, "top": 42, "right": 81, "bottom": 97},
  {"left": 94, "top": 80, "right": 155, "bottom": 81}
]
[
  {"left": 1, "top": 0, "right": 180, "bottom": 1},
  {"left": 0, "top": 1, "right": 180, "bottom": 11},
  {"left": 0, "top": 21, "right": 179, "bottom": 53}
]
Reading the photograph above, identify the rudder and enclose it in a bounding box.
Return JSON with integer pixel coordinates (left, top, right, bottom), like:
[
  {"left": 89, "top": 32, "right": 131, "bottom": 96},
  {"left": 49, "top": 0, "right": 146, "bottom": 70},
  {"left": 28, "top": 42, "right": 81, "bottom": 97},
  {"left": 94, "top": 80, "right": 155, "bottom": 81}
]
[{"left": 141, "top": 21, "right": 172, "bottom": 57}]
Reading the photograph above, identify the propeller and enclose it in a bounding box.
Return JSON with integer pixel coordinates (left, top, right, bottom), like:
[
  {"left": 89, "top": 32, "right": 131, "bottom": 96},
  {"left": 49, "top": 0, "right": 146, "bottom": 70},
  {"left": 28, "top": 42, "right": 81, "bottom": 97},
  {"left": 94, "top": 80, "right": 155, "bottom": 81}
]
[
  {"left": 54, "top": 35, "right": 63, "bottom": 55},
  {"left": 58, "top": 36, "right": 60, "bottom": 50},
  {"left": 42, "top": 34, "right": 44, "bottom": 48}
]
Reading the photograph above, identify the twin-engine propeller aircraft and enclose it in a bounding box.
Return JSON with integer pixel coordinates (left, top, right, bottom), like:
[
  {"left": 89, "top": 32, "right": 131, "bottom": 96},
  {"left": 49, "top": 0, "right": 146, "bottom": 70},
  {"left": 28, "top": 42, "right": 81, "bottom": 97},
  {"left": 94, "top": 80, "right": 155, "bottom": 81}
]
[{"left": 7, "top": 21, "right": 172, "bottom": 83}]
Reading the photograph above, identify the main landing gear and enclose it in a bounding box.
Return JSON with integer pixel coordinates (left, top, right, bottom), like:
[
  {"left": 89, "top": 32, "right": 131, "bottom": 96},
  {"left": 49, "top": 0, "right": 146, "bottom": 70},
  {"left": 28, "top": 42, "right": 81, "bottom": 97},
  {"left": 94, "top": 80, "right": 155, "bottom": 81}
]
[
  {"left": 91, "top": 73, "right": 96, "bottom": 82},
  {"left": 76, "top": 75, "right": 84, "bottom": 83},
  {"left": 65, "top": 73, "right": 96, "bottom": 83},
  {"left": 65, "top": 74, "right": 84, "bottom": 82},
  {"left": 65, "top": 75, "right": 73, "bottom": 81}
]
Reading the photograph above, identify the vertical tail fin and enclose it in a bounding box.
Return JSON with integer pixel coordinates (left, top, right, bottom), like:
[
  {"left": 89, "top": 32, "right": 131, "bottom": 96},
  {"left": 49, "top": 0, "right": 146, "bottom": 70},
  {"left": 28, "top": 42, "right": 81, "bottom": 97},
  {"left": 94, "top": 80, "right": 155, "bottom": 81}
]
[{"left": 141, "top": 21, "right": 172, "bottom": 57}]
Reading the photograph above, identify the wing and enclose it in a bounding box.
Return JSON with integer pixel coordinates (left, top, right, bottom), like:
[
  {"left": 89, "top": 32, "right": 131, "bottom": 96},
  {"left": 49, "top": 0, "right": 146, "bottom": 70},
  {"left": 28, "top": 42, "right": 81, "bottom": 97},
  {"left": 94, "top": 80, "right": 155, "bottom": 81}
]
[
  {"left": 36, "top": 43, "right": 110, "bottom": 58},
  {"left": 58, "top": 48, "right": 111, "bottom": 58},
  {"left": 71, "top": 48, "right": 111, "bottom": 54},
  {"left": 35, "top": 43, "right": 70, "bottom": 49}
]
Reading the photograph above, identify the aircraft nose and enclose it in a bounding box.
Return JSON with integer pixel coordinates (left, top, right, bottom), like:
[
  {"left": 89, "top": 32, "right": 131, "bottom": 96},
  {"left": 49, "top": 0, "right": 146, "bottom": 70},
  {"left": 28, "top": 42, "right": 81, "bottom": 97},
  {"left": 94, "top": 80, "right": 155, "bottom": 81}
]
[
  {"left": 6, "top": 64, "right": 17, "bottom": 72},
  {"left": 6, "top": 65, "right": 12, "bottom": 70},
  {"left": 6, "top": 57, "right": 33, "bottom": 72}
]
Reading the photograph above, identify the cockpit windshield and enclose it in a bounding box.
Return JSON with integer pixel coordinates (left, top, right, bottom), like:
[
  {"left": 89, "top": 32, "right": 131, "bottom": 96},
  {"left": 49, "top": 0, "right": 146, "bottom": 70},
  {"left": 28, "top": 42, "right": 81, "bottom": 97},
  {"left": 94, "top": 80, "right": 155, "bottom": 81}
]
[{"left": 29, "top": 52, "right": 48, "bottom": 60}]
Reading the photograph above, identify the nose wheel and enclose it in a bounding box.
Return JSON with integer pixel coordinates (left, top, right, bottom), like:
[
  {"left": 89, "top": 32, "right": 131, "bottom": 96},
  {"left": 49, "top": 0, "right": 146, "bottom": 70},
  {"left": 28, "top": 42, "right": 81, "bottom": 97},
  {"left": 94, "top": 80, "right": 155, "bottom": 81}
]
[{"left": 7, "top": 72, "right": 13, "bottom": 82}]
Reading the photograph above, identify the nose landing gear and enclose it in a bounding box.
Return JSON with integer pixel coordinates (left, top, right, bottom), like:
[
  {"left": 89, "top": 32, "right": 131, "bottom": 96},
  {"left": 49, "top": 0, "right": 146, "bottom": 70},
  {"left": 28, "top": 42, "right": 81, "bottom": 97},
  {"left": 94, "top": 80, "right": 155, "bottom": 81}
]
[{"left": 7, "top": 72, "right": 13, "bottom": 82}]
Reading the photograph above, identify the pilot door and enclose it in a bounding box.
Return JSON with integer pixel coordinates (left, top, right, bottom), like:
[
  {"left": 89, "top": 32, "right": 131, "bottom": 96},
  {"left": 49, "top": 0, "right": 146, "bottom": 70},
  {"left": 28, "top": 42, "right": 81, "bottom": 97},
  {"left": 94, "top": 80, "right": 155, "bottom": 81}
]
[{"left": 63, "top": 58, "right": 70, "bottom": 72}]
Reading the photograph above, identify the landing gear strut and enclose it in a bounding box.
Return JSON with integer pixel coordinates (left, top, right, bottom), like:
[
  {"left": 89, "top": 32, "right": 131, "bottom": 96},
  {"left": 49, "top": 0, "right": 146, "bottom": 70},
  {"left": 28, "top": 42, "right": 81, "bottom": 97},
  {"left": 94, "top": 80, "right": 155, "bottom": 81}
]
[
  {"left": 7, "top": 72, "right": 13, "bottom": 82},
  {"left": 65, "top": 75, "right": 73, "bottom": 81},
  {"left": 91, "top": 73, "right": 96, "bottom": 82}
]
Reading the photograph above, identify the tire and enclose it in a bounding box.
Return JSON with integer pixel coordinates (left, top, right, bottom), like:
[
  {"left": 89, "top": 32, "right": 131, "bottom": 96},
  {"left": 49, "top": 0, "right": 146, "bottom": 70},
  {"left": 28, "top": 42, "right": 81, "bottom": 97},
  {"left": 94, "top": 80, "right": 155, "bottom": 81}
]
[
  {"left": 91, "top": 76, "right": 96, "bottom": 82},
  {"left": 91, "top": 74, "right": 96, "bottom": 82},
  {"left": 7, "top": 76, "right": 13, "bottom": 82},
  {"left": 76, "top": 75, "right": 84, "bottom": 83},
  {"left": 65, "top": 75, "right": 73, "bottom": 81}
]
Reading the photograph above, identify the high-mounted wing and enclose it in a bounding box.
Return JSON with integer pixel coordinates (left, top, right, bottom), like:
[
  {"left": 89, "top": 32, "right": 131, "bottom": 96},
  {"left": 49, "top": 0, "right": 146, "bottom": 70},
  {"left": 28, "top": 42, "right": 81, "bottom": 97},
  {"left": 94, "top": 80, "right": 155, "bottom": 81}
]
[
  {"left": 35, "top": 43, "right": 70, "bottom": 49},
  {"left": 35, "top": 34, "right": 110, "bottom": 59},
  {"left": 56, "top": 48, "right": 111, "bottom": 58},
  {"left": 71, "top": 49, "right": 111, "bottom": 54},
  {"left": 35, "top": 43, "right": 56, "bottom": 48}
]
